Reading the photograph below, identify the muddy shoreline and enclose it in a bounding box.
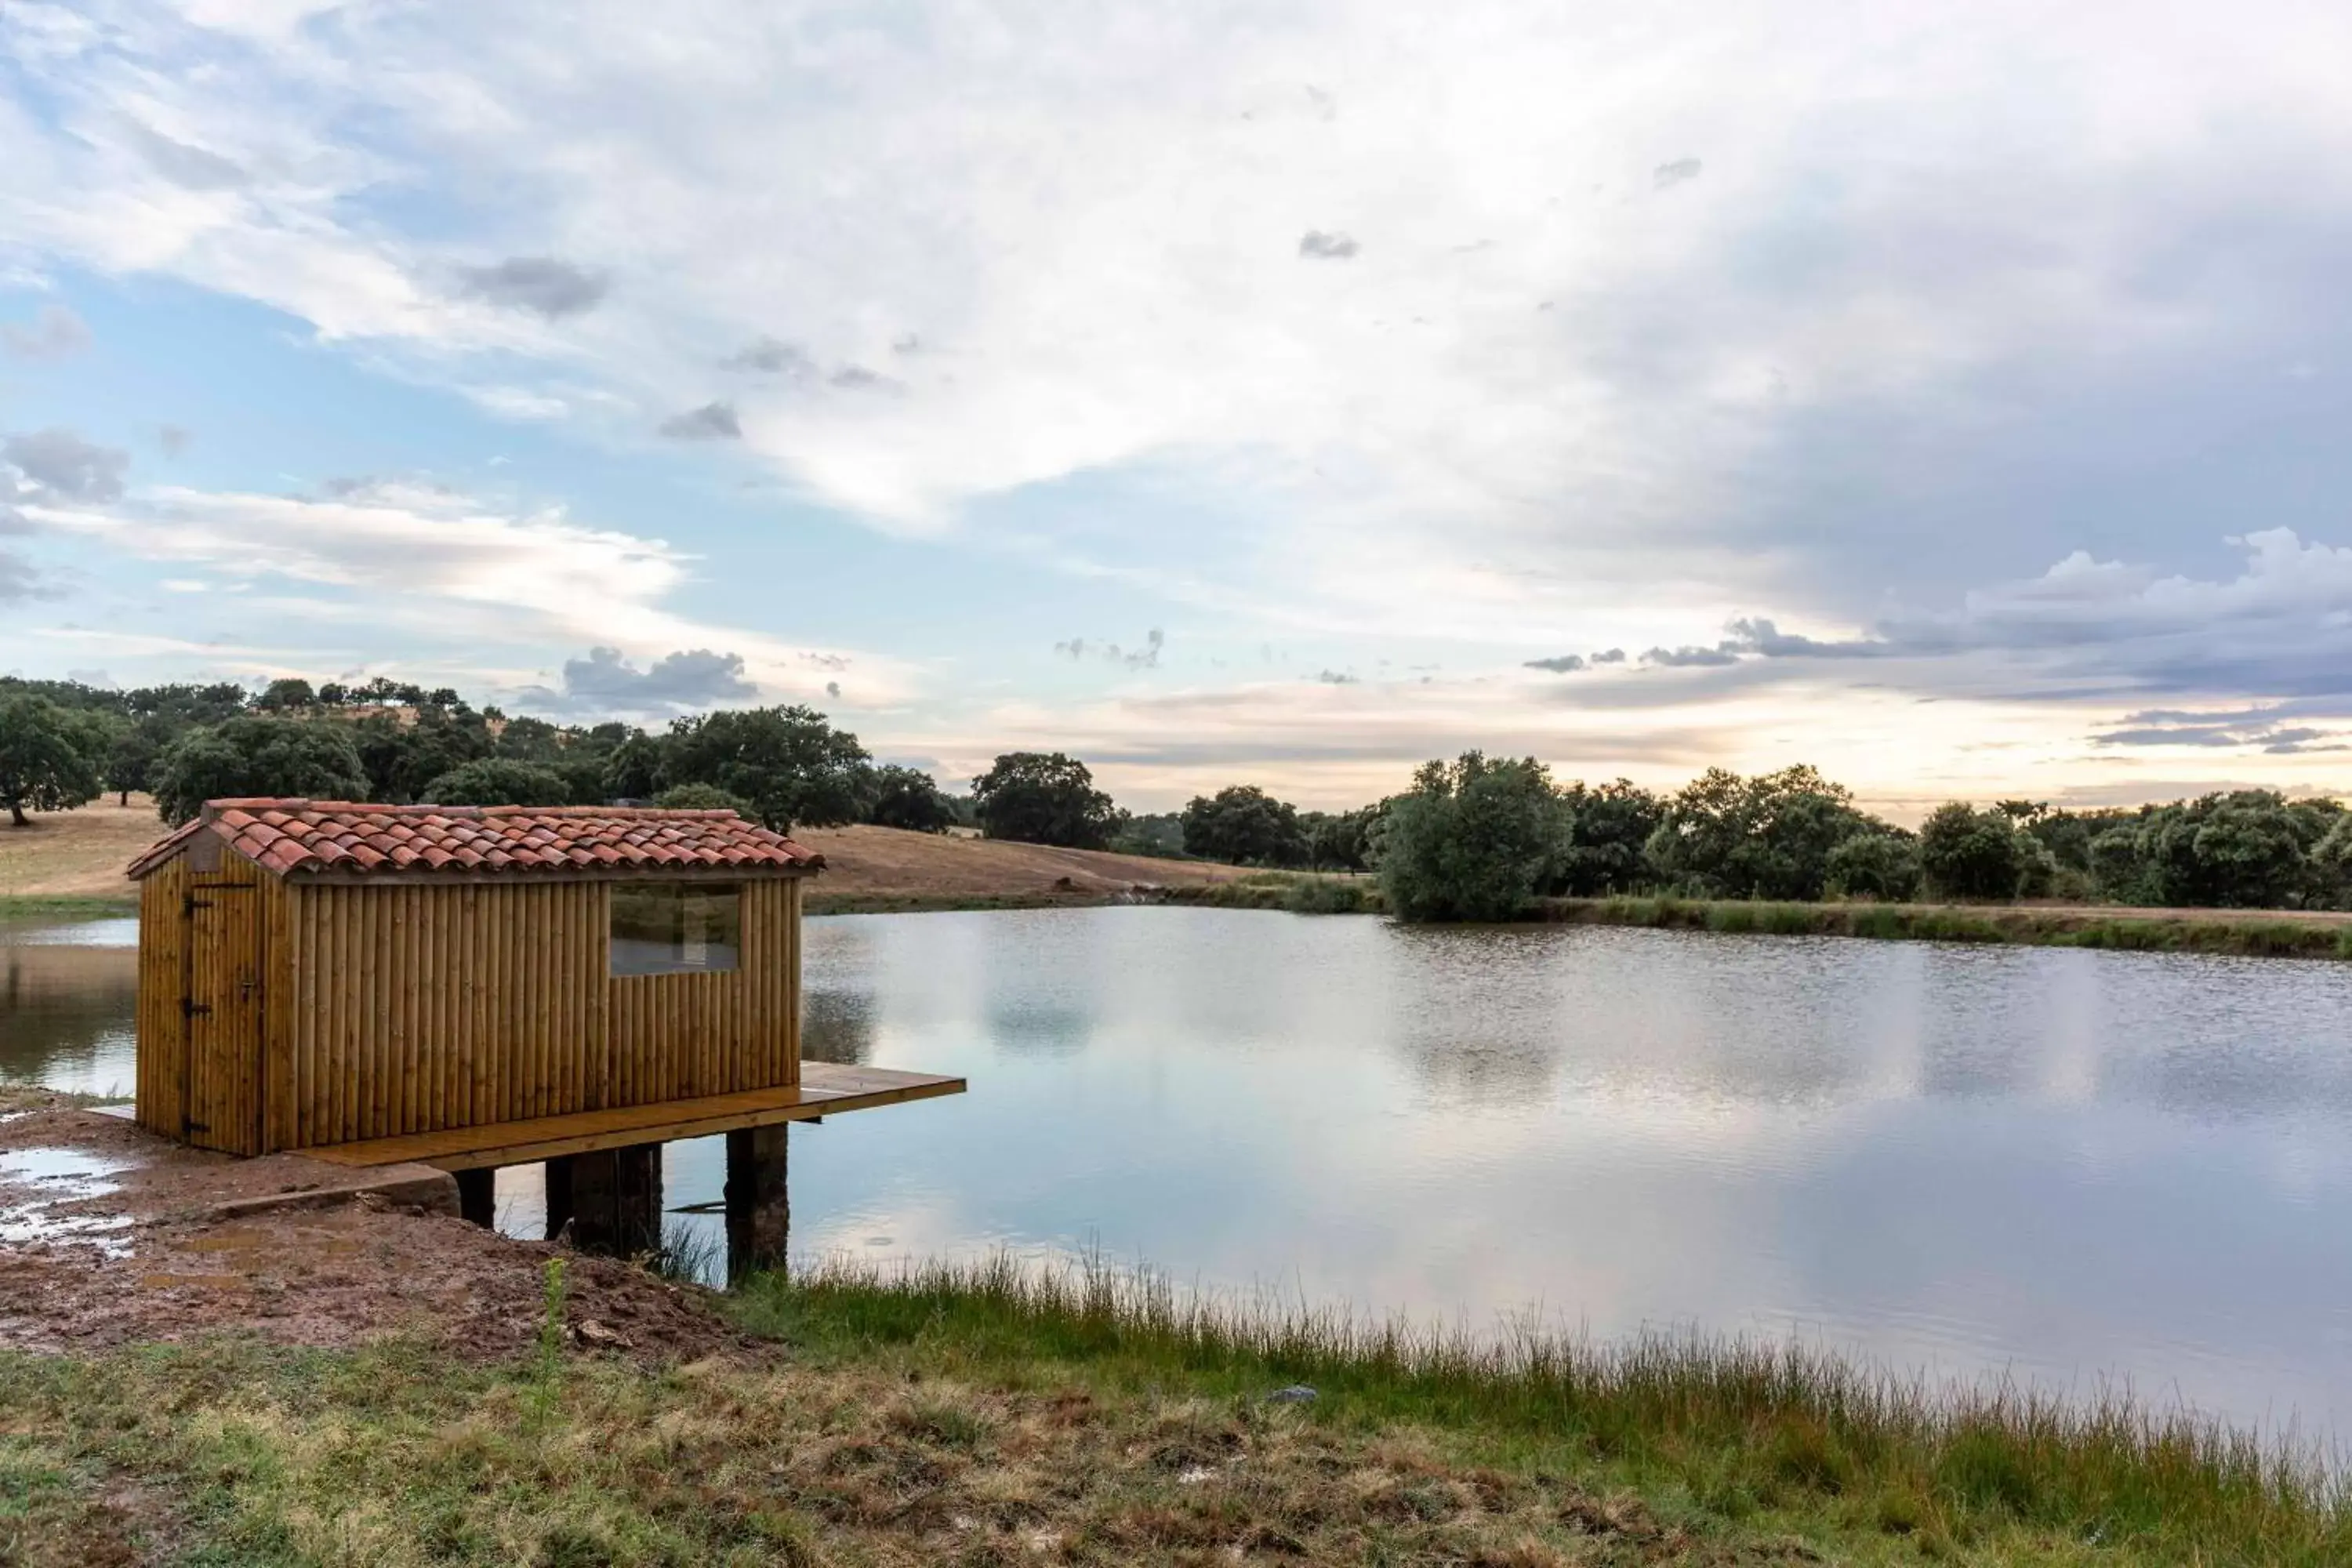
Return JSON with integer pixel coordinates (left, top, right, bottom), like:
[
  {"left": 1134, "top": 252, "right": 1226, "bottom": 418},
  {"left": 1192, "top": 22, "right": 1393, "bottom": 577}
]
[{"left": 0, "top": 1091, "right": 745, "bottom": 1362}]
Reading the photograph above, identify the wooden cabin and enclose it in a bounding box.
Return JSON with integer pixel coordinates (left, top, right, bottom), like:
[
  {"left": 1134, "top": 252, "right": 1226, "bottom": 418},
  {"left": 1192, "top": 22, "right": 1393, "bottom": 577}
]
[{"left": 127, "top": 800, "right": 960, "bottom": 1180}]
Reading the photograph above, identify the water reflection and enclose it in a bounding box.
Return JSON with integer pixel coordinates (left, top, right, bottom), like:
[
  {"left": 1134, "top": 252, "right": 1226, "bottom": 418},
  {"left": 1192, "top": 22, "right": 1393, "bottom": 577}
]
[
  {"left": 801, "top": 988, "right": 876, "bottom": 1065},
  {"left": 7, "top": 907, "right": 2352, "bottom": 1433},
  {"left": 0, "top": 941, "right": 138, "bottom": 1096}
]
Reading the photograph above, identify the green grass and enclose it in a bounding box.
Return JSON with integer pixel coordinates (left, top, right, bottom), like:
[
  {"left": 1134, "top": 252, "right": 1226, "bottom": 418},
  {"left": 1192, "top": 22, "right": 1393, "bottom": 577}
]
[
  {"left": 803, "top": 880, "right": 1384, "bottom": 916},
  {"left": 641, "top": 1222, "right": 725, "bottom": 1286},
  {"left": 1550, "top": 896, "right": 2352, "bottom": 960},
  {"left": 726, "top": 1254, "right": 2347, "bottom": 1564},
  {"left": 1102, "top": 882, "right": 2352, "bottom": 959},
  {"left": 804, "top": 890, "right": 1098, "bottom": 916},
  {"left": 1158, "top": 873, "right": 1384, "bottom": 914},
  {"left": 2, "top": 1254, "right": 2343, "bottom": 1564},
  {"left": 0, "top": 1083, "right": 122, "bottom": 1112},
  {"left": 0, "top": 893, "right": 137, "bottom": 923}
]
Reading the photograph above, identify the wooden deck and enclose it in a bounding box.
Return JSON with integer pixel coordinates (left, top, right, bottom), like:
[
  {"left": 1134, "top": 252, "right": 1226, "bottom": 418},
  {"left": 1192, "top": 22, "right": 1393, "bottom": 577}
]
[{"left": 299, "top": 1063, "right": 966, "bottom": 1171}]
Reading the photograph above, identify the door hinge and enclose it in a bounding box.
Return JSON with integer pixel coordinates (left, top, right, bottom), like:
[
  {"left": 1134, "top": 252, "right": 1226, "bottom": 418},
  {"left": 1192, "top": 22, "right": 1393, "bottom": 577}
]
[
  {"left": 181, "top": 998, "right": 212, "bottom": 1018},
  {"left": 184, "top": 895, "right": 212, "bottom": 914},
  {"left": 183, "top": 1117, "right": 211, "bottom": 1134}
]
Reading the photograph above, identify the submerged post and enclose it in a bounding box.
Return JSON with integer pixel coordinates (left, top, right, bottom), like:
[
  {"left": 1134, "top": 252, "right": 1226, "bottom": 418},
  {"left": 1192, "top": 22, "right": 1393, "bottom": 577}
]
[
  {"left": 544, "top": 1145, "right": 664, "bottom": 1255},
  {"left": 725, "top": 1123, "right": 789, "bottom": 1281}
]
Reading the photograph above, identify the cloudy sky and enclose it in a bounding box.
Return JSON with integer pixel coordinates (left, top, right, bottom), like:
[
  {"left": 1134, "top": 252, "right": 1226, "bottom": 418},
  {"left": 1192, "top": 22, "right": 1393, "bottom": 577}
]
[{"left": 3, "top": 0, "right": 2350, "bottom": 815}]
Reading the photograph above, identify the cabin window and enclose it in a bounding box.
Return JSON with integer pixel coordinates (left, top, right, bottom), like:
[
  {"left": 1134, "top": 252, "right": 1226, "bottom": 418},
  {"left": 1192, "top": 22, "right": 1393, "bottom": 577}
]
[{"left": 610, "top": 883, "right": 741, "bottom": 976}]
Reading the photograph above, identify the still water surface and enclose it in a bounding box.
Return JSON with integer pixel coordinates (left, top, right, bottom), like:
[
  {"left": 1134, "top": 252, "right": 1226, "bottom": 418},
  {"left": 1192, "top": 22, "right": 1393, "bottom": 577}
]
[{"left": 7, "top": 907, "right": 2351, "bottom": 1432}]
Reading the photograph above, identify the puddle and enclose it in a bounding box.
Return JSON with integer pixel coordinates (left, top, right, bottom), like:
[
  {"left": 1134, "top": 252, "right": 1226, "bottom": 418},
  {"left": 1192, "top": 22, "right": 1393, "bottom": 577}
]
[{"left": 0, "top": 1145, "right": 138, "bottom": 1254}]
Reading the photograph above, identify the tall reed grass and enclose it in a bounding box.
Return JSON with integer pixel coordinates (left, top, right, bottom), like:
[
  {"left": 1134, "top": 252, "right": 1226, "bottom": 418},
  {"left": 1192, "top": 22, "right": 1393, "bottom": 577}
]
[{"left": 735, "top": 1251, "right": 2349, "bottom": 1560}]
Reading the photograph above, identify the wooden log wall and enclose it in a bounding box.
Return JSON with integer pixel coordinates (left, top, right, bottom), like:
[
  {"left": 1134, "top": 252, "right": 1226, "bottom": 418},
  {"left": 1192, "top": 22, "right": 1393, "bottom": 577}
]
[
  {"left": 190, "top": 858, "right": 271, "bottom": 1156},
  {"left": 135, "top": 854, "right": 274, "bottom": 1154},
  {"left": 263, "top": 874, "right": 800, "bottom": 1151},
  {"left": 609, "top": 878, "right": 800, "bottom": 1108},
  {"left": 133, "top": 857, "right": 188, "bottom": 1142}
]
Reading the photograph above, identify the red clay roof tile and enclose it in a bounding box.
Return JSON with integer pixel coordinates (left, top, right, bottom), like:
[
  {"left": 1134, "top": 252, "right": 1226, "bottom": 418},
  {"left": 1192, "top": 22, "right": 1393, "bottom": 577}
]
[{"left": 125, "top": 800, "right": 823, "bottom": 881}]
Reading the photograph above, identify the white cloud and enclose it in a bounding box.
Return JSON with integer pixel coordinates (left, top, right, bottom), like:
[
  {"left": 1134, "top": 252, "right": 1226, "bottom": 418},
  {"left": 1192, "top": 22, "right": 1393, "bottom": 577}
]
[
  {"left": 5, "top": 1, "right": 2352, "bottom": 804},
  {"left": 460, "top": 386, "right": 573, "bottom": 421},
  {"left": 1696, "top": 529, "right": 2352, "bottom": 705},
  {"left": 3, "top": 428, "right": 129, "bottom": 503},
  {"left": 24, "top": 477, "right": 915, "bottom": 706},
  {"left": 516, "top": 645, "right": 761, "bottom": 718},
  {"left": 9, "top": 0, "right": 2349, "bottom": 600}
]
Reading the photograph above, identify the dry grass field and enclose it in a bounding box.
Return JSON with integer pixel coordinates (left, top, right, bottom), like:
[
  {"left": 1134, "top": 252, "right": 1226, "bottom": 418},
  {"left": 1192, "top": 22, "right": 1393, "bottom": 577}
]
[
  {"left": 0, "top": 795, "right": 172, "bottom": 902},
  {"left": 789, "top": 823, "right": 1247, "bottom": 909},
  {"left": 0, "top": 800, "right": 1243, "bottom": 911}
]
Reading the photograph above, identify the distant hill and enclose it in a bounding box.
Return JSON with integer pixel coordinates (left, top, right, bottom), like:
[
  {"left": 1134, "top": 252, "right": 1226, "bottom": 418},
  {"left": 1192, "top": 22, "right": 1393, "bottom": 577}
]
[
  {"left": 769, "top": 824, "right": 1247, "bottom": 910},
  {"left": 0, "top": 799, "right": 1247, "bottom": 910}
]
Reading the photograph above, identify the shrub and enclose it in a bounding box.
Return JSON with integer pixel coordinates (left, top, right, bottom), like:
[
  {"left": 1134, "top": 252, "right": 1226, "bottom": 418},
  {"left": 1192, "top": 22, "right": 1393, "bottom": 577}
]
[
  {"left": 862, "top": 764, "right": 955, "bottom": 833},
  {"left": 1283, "top": 877, "right": 1367, "bottom": 914},
  {"left": 0, "top": 695, "right": 103, "bottom": 826},
  {"left": 1642, "top": 766, "right": 1875, "bottom": 902},
  {"left": 152, "top": 717, "right": 370, "bottom": 825},
  {"left": 1917, "top": 803, "right": 2024, "bottom": 902},
  {"left": 1554, "top": 779, "right": 1664, "bottom": 895},
  {"left": 1824, "top": 832, "right": 1919, "bottom": 902},
  {"left": 653, "top": 782, "right": 755, "bottom": 815},
  {"left": 2086, "top": 826, "right": 2150, "bottom": 902},
  {"left": 1377, "top": 753, "right": 1566, "bottom": 922},
  {"left": 1181, "top": 785, "right": 1309, "bottom": 866},
  {"left": 971, "top": 752, "right": 1123, "bottom": 848},
  {"left": 662, "top": 706, "right": 872, "bottom": 833},
  {"left": 421, "top": 757, "right": 574, "bottom": 807}
]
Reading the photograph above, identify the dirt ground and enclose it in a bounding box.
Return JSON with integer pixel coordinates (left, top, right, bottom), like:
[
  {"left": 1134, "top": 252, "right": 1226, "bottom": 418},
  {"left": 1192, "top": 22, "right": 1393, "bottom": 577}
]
[
  {"left": 0, "top": 801, "right": 1242, "bottom": 908},
  {"left": 0, "top": 1091, "right": 744, "bottom": 1363}
]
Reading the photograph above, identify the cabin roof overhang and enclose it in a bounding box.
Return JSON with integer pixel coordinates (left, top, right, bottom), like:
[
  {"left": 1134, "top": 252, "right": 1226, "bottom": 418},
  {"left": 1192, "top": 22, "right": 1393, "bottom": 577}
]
[{"left": 126, "top": 799, "right": 826, "bottom": 884}]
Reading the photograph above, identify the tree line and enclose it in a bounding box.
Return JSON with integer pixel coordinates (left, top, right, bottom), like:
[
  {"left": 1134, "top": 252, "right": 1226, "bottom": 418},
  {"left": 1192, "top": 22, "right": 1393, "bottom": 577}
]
[
  {"left": 1367, "top": 758, "right": 2352, "bottom": 919},
  {"left": 4, "top": 676, "right": 2347, "bottom": 914},
  {"left": 993, "top": 755, "right": 2352, "bottom": 917},
  {"left": 0, "top": 677, "right": 1097, "bottom": 842},
  {"left": 1166, "top": 760, "right": 2352, "bottom": 918}
]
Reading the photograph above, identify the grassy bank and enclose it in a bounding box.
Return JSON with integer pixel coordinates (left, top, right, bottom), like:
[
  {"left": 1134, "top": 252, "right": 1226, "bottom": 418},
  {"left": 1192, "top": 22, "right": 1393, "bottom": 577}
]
[
  {"left": 805, "top": 889, "right": 1110, "bottom": 916},
  {"left": 5, "top": 1255, "right": 2340, "bottom": 1566},
  {"left": 809, "top": 874, "right": 1382, "bottom": 916},
  {"left": 1163, "top": 879, "right": 2352, "bottom": 960},
  {"left": 1160, "top": 871, "right": 1383, "bottom": 914},
  {"left": 8, "top": 869, "right": 2346, "bottom": 966},
  {"left": 0, "top": 892, "right": 138, "bottom": 923},
  {"left": 1548, "top": 895, "right": 2352, "bottom": 961}
]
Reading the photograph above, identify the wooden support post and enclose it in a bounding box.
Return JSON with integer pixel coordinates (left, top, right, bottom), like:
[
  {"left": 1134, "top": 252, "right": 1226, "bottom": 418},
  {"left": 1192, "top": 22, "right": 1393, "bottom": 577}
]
[
  {"left": 546, "top": 1144, "right": 664, "bottom": 1255},
  {"left": 456, "top": 1167, "right": 495, "bottom": 1229},
  {"left": 615, "top": 1143, "right": 664, "bottom": 1255},
  {"left": 543, "top": 1156, "right": 572, "bottom": 1241},
  {"left": 725, "top": 1123, "right": 789, "bottom": 1282}
]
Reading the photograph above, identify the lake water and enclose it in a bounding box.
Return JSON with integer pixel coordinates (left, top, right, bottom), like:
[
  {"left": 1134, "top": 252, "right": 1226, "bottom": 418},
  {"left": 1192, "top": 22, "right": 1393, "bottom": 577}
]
[{"left": 7, "top": 906, "right": 2351, "bottom": 1436}]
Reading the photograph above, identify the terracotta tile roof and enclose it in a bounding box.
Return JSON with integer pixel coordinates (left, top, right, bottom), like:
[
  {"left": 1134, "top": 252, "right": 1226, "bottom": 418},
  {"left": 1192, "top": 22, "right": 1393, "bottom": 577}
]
[{"left": 127, "top": 800, "right": 824, "bottom": 881}]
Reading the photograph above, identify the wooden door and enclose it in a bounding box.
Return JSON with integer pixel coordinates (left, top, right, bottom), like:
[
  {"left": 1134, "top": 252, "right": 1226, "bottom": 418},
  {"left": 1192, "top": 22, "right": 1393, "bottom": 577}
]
[{"left": 184, "top": 880, "right": 264, "bottom": 1153}]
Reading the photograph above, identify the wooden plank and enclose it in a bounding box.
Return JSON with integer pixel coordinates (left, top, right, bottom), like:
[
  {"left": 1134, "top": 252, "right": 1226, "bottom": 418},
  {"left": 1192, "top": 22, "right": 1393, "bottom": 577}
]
[
  {"left": 587, "top": 882, "right": 611, "bottom": 1112},
  {"left": 184, "top": 863, "right": 264, "bottom": 1154},
  {"left": 263, "top": 876, "right": 294, "bottom": 1152},
  {"left": 301, "top": 1065, "right": 967, "bottom": 1171},
  {"left": 135, "top": 859, "right": 189, "bottom": 1139}
]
